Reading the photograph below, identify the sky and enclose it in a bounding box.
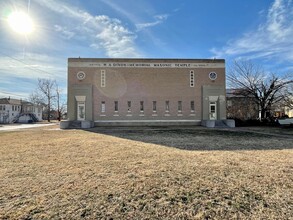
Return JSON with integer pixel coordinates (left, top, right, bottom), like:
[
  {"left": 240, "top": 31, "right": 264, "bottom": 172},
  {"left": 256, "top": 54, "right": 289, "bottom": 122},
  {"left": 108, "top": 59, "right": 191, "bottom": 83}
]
[{"left": 0, "top": 0, "right": 292, "bottom": 101}]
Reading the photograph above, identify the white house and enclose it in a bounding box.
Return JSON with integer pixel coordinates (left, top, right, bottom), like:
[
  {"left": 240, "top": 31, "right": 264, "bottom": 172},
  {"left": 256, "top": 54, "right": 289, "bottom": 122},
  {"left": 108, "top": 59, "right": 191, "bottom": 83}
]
[{"left": 0, "top": 98, "right": 43, "bottom": 124}]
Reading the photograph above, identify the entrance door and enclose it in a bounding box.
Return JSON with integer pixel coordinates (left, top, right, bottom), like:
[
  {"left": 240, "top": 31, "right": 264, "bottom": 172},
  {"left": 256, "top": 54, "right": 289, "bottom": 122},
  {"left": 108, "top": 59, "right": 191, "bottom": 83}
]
[
  {"left": 77, "top": 102, "right": 85, "bottom": 121},
  {"left": 209, "top": 102, "right": 217, "bottom": 120}
]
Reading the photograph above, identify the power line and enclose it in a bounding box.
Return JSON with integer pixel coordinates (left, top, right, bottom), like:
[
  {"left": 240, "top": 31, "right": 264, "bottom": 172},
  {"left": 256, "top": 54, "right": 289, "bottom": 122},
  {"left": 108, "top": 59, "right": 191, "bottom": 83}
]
[
  {"left": 0, "top": 51, "right": 62, "bottom": 77},
  {"left": 0, "top": 90, "right": 27, "bottom": 98}
]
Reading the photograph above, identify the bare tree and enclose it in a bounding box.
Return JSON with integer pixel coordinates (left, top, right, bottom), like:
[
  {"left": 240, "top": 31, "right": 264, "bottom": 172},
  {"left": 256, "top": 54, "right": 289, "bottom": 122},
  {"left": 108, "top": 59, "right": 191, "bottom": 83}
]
[
  {"left": 227, "top": 60, "right": 293, "bottom": 120},
  {"left": 30, "top": 78, "right": 56, "bottom": 122},
  {"left": 282, "top": 84, "right": 293, "bottom": 110},
  {"left": 55, "top": 83, "right": 66, "bottom": 121}
]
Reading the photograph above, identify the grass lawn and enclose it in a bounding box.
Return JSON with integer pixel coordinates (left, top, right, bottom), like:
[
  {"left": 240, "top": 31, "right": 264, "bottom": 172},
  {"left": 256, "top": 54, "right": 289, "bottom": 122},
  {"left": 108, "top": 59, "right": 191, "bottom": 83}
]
[{"left": 0, "top": 125, "right": 292, "bottom": 219}]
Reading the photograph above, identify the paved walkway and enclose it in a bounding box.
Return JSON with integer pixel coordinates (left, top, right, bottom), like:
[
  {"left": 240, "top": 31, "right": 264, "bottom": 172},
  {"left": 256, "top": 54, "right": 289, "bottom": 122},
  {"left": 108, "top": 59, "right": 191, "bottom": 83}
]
[{"left": 0, "top": 123, "right": 58, "bottom": 131}]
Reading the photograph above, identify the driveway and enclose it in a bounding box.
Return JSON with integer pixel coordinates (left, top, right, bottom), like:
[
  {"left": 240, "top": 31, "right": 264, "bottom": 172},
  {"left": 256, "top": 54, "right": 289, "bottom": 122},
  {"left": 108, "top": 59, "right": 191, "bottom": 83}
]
[{"left": 0, "top": 123, "right": 58, "bottom": 131}]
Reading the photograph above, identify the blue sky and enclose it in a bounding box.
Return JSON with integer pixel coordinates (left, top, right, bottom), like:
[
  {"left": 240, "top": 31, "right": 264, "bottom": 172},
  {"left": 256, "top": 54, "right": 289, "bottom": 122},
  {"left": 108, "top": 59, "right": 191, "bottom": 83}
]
[{"left": 0, "top": 0, "right": 292, "bottom": 100}]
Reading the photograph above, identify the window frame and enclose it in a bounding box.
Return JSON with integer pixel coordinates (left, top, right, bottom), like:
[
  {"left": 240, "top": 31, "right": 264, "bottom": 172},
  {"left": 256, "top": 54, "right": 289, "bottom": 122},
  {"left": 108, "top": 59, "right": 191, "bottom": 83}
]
[
  {"left": 140, "top": 101, "right": 144, "bottom": 112},
  {"left": 101, "top": 101, "right": 106, "bottom": 113},
  {"left": 152, "top": 101, "right": 157, "bottom": 112},
  {"left": 165, "top": 101, "right": 170, "bottom": 112},
  {"left": 190, "top": 70, "right": 194, "bottom": 87},
  {"left": 190, "top": 101, "right": 195, "bottom": 112},
  {"left": 127, "top": 101, "right": 131, "bottom": 112},
  {"left": 101, "top": 70, "right": 106, "bottom": 87},
  {"left": 178, "top": 101, "right": 182, "bottom": 112},
  {"left": 114, "top": 101, "right": 118, "bottom": 112}
]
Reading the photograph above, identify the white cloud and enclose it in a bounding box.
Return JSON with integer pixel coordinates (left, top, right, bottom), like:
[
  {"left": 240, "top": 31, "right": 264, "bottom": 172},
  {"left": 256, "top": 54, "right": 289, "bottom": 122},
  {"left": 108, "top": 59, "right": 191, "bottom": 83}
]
[
  {"left": 0, "top": 51, "right": 67, "bottom": 99},
  {"left": 54, "top": 25, "right": 75, "bottom": 39},
  {"left": 136, "top": 14, "right": 169, "bottom": 31},
  {"left": 211, "top": 0, "right": 293, "bottom": 63},
  {"left": 0, "top": 52, "right": 66, "bottom": 81},
  {"left": 36, "top": 0, "right": 141, "bottom": 58}
]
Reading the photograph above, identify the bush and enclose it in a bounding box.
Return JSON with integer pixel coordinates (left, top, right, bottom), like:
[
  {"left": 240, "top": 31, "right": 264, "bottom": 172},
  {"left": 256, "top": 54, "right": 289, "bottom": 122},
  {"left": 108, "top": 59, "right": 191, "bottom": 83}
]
[{"left": 229, "top": 118, "right": 278, "bottom": 127}]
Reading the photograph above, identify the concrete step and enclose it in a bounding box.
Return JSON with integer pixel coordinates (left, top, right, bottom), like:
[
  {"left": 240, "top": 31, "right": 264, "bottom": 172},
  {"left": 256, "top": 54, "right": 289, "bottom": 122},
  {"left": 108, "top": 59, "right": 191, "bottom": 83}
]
[{"left": 215, "top": 120, "right": 227, "bottom": 127}]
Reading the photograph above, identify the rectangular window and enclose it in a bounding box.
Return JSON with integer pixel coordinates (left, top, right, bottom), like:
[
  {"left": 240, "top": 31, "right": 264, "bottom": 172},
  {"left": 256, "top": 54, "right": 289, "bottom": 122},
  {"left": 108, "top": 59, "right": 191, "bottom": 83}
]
[
  {"left": 227, "top": 100, "right": 232, "bottom": 107},
  {"left": 127, "top": 101, "right": 131, "bottom": 112},
  {"left": 114, "top": 101, "right": 118, "bottom": 112},
  {"left": 191, "top": 101, "right": 195, "bottom": 111},
  {"left": 152, "top": 101, "right": 157, "bottom": 112},
  {"left": 101, "top": 70, "right": 106, "bottom": 87},
  {"left": 178, "top": 101, "right": 182, "bottom": 112},
  {"left": 140, "top": 101, "right": 144, "bottom": 112},
  {"left": 101, "top": 101, "right": 105, "bottom": 112},
  {"left": 165, "top": 101, "right": 170, "bottom": 112},
  {"left": 190, "top": 70, "right": 194, "bottom": 87},
  {"left": 0, "top": 105, "right": 2, "bottom": 111}
]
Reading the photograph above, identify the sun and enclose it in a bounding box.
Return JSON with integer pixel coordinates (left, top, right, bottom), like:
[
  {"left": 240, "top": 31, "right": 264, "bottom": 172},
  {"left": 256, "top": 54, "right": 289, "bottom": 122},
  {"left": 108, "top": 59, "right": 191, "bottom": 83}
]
[{"left": 8, "top": 11, "right": 34, "bottom": 34}]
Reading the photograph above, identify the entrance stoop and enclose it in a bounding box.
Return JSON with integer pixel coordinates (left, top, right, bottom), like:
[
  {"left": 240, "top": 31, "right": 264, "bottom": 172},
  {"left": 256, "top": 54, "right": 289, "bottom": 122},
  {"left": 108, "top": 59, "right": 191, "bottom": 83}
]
[
  {"left": 60, "top": 120, "right": 94, "bottom": 129},
  {"left": 201, "top": 119, "right": 235, "bottom": 128}
]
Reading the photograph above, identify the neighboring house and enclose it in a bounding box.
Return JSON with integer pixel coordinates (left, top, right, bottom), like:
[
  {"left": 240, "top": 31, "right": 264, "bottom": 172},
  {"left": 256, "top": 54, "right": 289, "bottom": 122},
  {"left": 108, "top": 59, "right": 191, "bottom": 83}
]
[
  {"left": 42, "top": 109, "right": 59, "bottom": 121},
  {"left": 67, "top": 58, "right": 226, "bottom": 127},
  {"left": 284, "top": 96, "right": 293, "bottom": 117},
  {"left": 226, "top": 89, "right": 259, "bottom": 120},
  {"left": 0, "top": 98, "right": 43, "bottom": 124},
  {"left": 285, "top": 107, "right": 293, "bottom": 117},
  {"left": 272, "top": 103, "right": 287, "bottom": 118}
]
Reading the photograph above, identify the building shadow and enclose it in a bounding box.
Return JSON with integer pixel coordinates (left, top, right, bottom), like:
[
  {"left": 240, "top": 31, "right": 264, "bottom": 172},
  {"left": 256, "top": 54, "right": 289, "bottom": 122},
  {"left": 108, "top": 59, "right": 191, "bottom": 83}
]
[{"left": 83, "top": 126, "right": 293, "bottom": 151}]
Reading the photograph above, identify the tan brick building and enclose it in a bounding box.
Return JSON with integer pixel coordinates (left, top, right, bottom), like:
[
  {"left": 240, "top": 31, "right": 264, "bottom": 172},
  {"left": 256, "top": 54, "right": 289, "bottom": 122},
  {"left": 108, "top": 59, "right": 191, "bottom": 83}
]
[{"left": 66, "top": 58, "right": 227, "bottom": 127}]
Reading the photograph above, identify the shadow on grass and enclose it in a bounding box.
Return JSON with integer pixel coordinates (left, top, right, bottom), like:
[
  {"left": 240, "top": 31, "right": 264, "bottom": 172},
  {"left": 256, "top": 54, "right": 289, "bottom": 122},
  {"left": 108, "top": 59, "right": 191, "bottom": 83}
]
[{"left": 84, "top": 126, "right": 293, "bottom": 151}]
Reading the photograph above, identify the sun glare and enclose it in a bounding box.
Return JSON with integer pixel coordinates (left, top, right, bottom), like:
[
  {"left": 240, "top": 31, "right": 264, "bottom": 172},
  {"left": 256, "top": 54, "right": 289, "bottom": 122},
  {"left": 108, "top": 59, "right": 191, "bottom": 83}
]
[{"left": 8, "top": 11, "right": 34, "bottom": 34}]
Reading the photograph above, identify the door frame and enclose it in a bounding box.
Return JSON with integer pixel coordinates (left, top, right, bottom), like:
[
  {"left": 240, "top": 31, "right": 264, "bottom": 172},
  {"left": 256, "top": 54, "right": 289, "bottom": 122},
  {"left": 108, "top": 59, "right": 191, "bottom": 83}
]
[
  {"left": 209, "top": 102, "right": 217, "bottom": 120},
  {"left": 77, "top": 101, "right": 86, "bottom": 121}
]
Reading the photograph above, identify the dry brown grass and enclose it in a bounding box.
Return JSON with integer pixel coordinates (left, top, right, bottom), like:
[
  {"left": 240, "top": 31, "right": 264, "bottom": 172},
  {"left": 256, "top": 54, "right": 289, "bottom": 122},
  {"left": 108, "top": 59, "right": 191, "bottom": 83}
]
[{"left": 0, "top": 126, "right": 292, "bottom": 219}]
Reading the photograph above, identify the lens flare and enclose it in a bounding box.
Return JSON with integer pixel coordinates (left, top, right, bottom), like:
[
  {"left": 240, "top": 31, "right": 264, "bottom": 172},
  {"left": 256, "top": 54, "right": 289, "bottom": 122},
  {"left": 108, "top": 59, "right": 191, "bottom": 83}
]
[{"left": 8, "top": 11, "right": 34, "bottom": 34}]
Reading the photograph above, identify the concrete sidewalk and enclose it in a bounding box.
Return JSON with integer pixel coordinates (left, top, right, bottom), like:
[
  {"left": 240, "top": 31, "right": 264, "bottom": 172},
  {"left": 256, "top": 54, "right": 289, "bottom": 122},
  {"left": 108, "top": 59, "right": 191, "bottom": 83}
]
[{"left": 0, "top": 123, "right": 58, "bottom": 131}]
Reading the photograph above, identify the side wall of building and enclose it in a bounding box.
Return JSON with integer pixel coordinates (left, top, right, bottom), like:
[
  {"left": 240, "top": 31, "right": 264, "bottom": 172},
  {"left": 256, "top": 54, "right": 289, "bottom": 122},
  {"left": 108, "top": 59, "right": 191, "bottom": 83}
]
[{"left": 67, "top": 58, "right": 226, "bottom": 125}]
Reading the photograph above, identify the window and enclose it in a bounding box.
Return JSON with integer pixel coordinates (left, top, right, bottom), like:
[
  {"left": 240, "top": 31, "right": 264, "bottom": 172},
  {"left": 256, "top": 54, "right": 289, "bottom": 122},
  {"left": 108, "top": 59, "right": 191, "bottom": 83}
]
[
  {"left": 101, "top": 70, "right": 106, "bottom": 87},
  {"left": 101, "top": 101, "right": 106, "bottom": 112},
  {"left": 140, "top": 101, "right": 144, "bottom": 112},
  {"left": 190, "top": 70, "right": 194, "bottom": 87},
  {"left": 191, "top": 101, "right": 195, "bottom": 111},
  {"left": 77, "top": 71, "right": 86, "bottom": 80},
  {"left": 209, "top": 72, "right": 217, "bottom": 80},
  {"left": 152, "top": 101, "right": 157, "bottom": 112},
  {"left": 165, "top": 101, "right": 170, "bottom": 112},
  {"left": 127, "top": 101, "right": 131, "bottom": 112},
  {"left": 114, "top": 101, "right": 118, "bottom": 112},
  {"left": 227, "top": 100, "right": 232, "bottom": 107},
  {"left": 178, "top": 101, "right": 182, "bottom": 112},
  {"left": 0, "top": 105, "right": 2, "bottom": 111}
]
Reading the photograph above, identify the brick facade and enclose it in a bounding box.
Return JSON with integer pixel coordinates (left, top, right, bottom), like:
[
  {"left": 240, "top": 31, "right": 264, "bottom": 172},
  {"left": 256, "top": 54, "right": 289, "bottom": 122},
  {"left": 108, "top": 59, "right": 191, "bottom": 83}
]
[{"left": 67, "top": 58, "right": 226, "bottom": 126}]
